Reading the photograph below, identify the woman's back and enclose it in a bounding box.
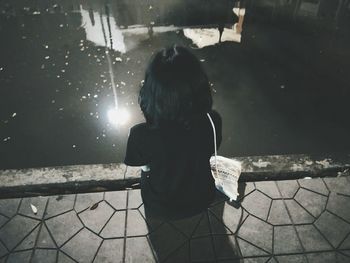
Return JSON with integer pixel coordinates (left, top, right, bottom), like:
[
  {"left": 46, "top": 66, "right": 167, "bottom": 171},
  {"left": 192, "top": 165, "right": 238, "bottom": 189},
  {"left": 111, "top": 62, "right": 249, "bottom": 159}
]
[{"left": 125, "top": 110, "right": 222, "bottom": 220}]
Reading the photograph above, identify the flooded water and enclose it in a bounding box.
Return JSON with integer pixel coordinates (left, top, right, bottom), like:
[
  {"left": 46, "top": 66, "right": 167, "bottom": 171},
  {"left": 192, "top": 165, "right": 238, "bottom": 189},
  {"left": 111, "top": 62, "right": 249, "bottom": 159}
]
[{"left": 1, "top": 0, "right": 350, "bottom": 169}]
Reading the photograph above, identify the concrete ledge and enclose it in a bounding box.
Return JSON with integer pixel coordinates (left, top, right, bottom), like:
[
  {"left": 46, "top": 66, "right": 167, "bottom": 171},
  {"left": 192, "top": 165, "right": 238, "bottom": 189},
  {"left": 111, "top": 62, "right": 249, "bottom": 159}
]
[{"left": 1, "top": 153, "right": 349, "bottom": 199}]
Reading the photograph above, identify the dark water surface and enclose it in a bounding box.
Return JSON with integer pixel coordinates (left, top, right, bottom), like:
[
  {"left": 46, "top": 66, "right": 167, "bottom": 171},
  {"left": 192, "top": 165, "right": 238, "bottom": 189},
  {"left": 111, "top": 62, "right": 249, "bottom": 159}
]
[{"left": 1, "top": 0, "right": 350, "bottom": 169}]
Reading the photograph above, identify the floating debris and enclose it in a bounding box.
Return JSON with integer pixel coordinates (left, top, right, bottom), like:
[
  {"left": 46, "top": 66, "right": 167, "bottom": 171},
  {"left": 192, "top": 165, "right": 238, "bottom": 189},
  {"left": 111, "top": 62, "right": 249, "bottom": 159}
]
[
  {"left": 280, "top": 85, "right": 285, "bottom": 89},
  {"left": 45, "top": 56, "right": 50, "bottom": 60},
  {"left": 72, "top": 144, "right": 76, "bottom": 148},
  {"left": 33, "top": 11, "right": 41, "bottom": 15},
  {"left": 12, "top": 113, "right": 17, "bottom": 117},
  {"left": 200, "top": 59, "right": 205, "bottom": 62},
  {"left": 51, "top": 100, "right": 55, "bottom": 104},
  {"left": 0, "top": 67, "right": 3, "bottom": 71},
  {"left": 44, "top": 45, "right": 49, "bottom": 49},
  {"left": 61, "top": 69, "right": 65, "bottom": 73},
  {"left": 59, "top": 24, "right": 64, "bottom": 28},
  {"left": 121, "top": 81, "right": 126, "bottom": 86},
  {"left": 149, "top": 5, "right": 153, "bottom": 10},
  {"left": 3, "top": 137, "right": 11, "bottom": 142},
  {"left": 41, "top": 64, "right": 45, "bottom": 69},
  {"left": 93, "top": 94, "right": 98, "bottom": 98},
  {"left": 291, "top": 164, "right": 304, "bottom": 171},
  {"left": 115, "top": 57, "right": 122, "bottom": 62},
  {"left": 58, "top": 108, "right": 64, "bottom": 111}
]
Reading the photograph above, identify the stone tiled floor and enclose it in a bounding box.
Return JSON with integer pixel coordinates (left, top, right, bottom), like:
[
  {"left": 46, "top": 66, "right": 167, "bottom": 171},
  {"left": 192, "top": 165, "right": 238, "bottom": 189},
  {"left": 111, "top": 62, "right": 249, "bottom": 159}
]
[{"left": 0, "top": 177, "right": 350, "bottom": 262}]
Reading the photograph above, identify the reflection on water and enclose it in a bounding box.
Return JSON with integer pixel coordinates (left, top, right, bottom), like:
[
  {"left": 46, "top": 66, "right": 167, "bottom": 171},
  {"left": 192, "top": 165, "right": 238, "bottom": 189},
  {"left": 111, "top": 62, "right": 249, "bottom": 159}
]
[
  {"left": 107, "top": 108, "right": 130, "bottom": 127},
  {"left": 0, "top": 0, "right": 350, "bottom": 170}
]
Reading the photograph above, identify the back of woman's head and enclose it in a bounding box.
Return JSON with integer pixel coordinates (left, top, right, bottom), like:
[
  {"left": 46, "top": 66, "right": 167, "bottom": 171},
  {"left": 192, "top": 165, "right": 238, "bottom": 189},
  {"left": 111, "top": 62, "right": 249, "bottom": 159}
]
[{"left": 139, "top": 45, "right": 212, "bottom": 128}]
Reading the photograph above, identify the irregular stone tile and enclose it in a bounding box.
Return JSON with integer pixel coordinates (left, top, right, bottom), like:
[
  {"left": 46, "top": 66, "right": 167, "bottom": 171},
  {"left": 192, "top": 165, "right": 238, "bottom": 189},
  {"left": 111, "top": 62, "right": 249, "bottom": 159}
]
[
  {"left": 190, "top": 236, "right": 215, "bottom": 262},
  {"left": 236, "top": 238, "right": 269, "bottom": 257},
  {"left": 100, "top": 211, "right": 126, "bottom": 238},
  {"left": 57, "top": 251, "right": 75, "bottom": 263},
  {"left": 192, "top": 213, "right": 211, "bottom": 237},
  {"left": 46, "top": 210, "right": 83, "bottom": 247},
  {"left": 45, "top": 195, "right": 75, "bottom": 219},
  {"left": 266, "top": 257, "right": 278, "bottom": 263},
  {"left": 0, "top": 255, "right": 7, "bottom": 263},
  {"left": 140, "top": 205, "right": 164, "bottom": 232},
  {"left": 237, "top": 216, "right": 273, "bottom": 253},
  {"left": 32, "top": 249, "right": 57, "bottom": 263},
  {"left": 340, "top": 250, "right": 350, "bottom": 257},
  {"left": 61, "top": 228, "right": 102, "bottom": 262},
  {"left": 306, "top": 252, "right": 343, "bottom": 263},
  {"left": 74, "top": 192, "right": 103, "bottom": 213},
  {"left": 127, "top": 210, "right": 149, "bottom": 236},
  {"left": 0, "top": 214, "right": 39, "bottom": 250},
  {"left": 128, "top": 189, "right": 143, "bottom": 209},
  {"left": 213, "top": 234, "right": 240, "bottom": 260},
  {"left": 210, "top": 202, "right": 247, "bottom": 234},
  {"left": 0, "top": 214, "right": 8, "bottom": 228},
  {"left": 294, "top": 188, "right": 327, "bottom": 218},
  {"left": 296, "top": 225, "right": 332, "bottom": 251},
  {"left": 164, "top": 242, "right": 190, "bottom": 263},
  {"left": 255, "top": 181, "right": 281, "bottom": 198},
  {"left": 284, "top": 200, "right": 314, "bottom": 224},
  {"left": 0, "top": 242, "right": 7, "bottom": 258},
  {"left": 14, "top": 225, "right": 40, "bottom": 251},
  {"left": 327, "top": 192, "right": 350, "bottom": 222},
  {"left": 79, "top": 201, "right": 114, "bottom": 234},
  {"left": 104, "top": 191, "right": 127, "bottom": 210},
  {"left": 37, "top": 224, "right": 56, "bottom": 248},
  {"left": 241, "top": 191, "right": 271, "bottom": 220},
  {"left": 276, "top": 180, "right": 299, "bottom": 198},
  {"left": 169, "top": 212, "right": 203, "bottom": 238},
  {"left": 315, "top": 210, "right": 350, "bottom": 248},
  {"left": 274, "top": 226, "right": 303, "bottom": 254},
  {"left": 148, "top": 223, "right": 186, "bottom": 261},
  {"left": 6, "top": 250, "right": 32, "bottom": 263},
  {"left": 0, "top": 198, "right": 21, "bottom": 217},
  {"left": 19, "top": 196, "right": 47, "bottom": 219},
  {"left": 94, "top": 239, "right": 124, "bottom": 263},
  {"left": 323, "top": 177, "right": 350, "bottom": 196},
  {"left": 238, "top": 182, "right": 255, "bottom": 201},
  {"left": 267, "top": 200, "right": 291, "bottom": 225},
  {"left": 125, "top": 237, "right": 155, "bottom": 262},
  {"left": 276, "top": 254, "right": 307, "bottom": 263},
  {"left": 208, "top": 212, "right": 232, "bottom": 235},
  {"left": 244, "top": 257, "right": 271, "bottom": 263},
  {"left": 298, "top": 178, "right": 329, "bottom": 195},
  {"left": 339, "top": 234, "right": 350, "bottom": 249},
  {"left": 336, "top": 252, "right": 350, "bottom": 263}
]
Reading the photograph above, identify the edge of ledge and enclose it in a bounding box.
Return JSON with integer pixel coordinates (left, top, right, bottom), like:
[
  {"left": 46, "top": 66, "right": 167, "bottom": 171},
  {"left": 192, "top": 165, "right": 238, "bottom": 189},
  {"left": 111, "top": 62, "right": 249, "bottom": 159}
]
[{"left": 0, "top": 153, "right": 349, "bottom": 198}]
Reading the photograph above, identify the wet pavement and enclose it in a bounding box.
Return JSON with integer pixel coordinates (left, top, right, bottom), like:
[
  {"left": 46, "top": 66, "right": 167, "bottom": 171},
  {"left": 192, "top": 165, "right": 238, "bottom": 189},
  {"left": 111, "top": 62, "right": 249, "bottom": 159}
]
[
  {"left": 1, "top": 177, "right": 350, "bottom": 262},
  {"left": 1, "top": 0, "right": 350, "bottom": 170}
]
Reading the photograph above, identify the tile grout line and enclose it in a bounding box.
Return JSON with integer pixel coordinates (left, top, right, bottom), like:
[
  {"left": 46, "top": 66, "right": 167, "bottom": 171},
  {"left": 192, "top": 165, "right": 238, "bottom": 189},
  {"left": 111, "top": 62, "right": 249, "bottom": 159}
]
[
  {"left": 29, "top": 197, "right": 50, "bottom": 263},
  {"left": 274, "top": 181, "right": 309, "bottom": 263},
  {"left": 122, "top": 190, "right": 129, "bottom": 263}
]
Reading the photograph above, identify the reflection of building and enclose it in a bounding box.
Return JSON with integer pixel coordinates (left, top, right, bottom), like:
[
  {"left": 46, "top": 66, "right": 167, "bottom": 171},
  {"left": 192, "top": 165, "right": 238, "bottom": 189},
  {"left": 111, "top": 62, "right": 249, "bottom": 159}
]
[{"left": 80, "top": 3, "right": 245, "bottom": 52}]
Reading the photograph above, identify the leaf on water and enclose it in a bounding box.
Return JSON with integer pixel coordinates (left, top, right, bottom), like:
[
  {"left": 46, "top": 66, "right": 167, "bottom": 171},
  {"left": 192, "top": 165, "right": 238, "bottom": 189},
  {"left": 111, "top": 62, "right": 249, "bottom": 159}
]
[
  {"left": 90, "top": 202, "right": 99, "bottom": 210},
  {"left": 30, "top": 204, "right": 38, "bottom": 214}
]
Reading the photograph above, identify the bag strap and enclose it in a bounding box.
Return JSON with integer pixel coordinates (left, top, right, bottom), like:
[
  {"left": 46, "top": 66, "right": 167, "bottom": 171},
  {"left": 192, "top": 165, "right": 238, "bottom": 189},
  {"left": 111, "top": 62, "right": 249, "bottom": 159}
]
[{"left": 207, "top": 113, "right": 218, "bottom": 177}]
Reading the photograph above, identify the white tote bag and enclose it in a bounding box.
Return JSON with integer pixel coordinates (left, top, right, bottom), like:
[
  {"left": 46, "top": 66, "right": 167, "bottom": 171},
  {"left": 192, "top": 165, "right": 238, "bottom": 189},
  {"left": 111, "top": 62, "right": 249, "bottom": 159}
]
[{"left": 207, "top": 113, "right": 242, "bottom": 201}]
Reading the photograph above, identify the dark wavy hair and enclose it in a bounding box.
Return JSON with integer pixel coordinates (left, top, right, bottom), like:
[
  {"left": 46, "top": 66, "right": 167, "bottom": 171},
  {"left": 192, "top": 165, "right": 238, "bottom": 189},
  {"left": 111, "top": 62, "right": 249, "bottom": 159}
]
[{"left": 138, "top": 45, "right": 212, "bottom": 128}]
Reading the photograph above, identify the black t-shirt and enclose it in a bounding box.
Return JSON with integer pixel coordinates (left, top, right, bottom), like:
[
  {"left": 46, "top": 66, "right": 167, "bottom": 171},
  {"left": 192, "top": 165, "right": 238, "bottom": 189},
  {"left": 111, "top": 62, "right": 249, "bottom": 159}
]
[{"left": 124, "top": 110, "right": 222, "bottom": 220}]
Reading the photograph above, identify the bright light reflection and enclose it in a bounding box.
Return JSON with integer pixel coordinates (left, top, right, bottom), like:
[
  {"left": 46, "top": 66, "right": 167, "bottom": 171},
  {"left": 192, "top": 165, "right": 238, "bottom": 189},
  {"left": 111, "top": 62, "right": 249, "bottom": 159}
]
[{"left": 107, "top": 108, "right": 130, "bottom": 126}]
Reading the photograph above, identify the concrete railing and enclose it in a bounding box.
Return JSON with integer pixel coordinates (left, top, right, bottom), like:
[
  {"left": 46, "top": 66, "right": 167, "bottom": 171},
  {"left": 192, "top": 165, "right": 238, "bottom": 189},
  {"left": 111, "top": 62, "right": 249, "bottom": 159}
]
[{"left": 0, "top": 153, "right": 349, "bottom": 199}]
